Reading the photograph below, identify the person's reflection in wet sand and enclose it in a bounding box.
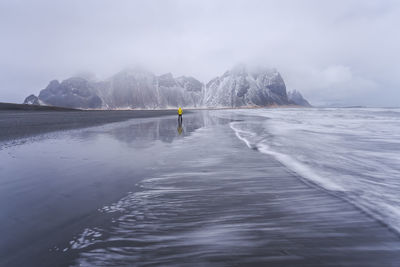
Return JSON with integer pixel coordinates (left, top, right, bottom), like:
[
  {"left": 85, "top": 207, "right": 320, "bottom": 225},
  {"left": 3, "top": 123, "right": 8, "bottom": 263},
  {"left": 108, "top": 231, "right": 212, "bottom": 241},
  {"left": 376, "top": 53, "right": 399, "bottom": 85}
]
[{"left": 177, "top": 120, "right": 183, "bottom": 135}]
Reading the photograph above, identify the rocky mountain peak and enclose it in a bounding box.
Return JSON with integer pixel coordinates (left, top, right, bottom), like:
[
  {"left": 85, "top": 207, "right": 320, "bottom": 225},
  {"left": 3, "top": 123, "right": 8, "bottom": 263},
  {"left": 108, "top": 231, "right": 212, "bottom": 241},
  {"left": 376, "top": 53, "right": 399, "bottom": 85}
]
[
  {"left": 176, "top": 76, "right": 203, "bottom": 92},
  {"left": 288, "top": 90, "right": 311, "bottom": 107},
  {"left": 23, "top": 94, "right": 40, "bottom": 105},
  {"left": 23, "top": 65, "right": 310, "bottom": 109},
  {"left": 158, "top": 73, "right": 177, "bottom": 87},
  {"left": 204, "top": 64, "right": 289, "bottom": 107},
  {"left": 37, "top": 77, "right": 102, "bottom": 109}
]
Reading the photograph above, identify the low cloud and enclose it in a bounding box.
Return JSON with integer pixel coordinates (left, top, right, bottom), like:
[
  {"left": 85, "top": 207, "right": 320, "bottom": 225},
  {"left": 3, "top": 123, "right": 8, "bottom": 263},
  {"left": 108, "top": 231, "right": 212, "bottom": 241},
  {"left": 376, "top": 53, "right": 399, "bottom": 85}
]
[{"left": 0, "top": 0, "right": 399, "bottom": 106}]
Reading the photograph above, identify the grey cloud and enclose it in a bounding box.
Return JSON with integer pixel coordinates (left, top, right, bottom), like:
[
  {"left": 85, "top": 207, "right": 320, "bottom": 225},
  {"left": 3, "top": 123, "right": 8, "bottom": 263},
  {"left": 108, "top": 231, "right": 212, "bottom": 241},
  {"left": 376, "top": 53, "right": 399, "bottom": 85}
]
[{"left": 0, "top": 0, "right": 399, "bottom": 106}]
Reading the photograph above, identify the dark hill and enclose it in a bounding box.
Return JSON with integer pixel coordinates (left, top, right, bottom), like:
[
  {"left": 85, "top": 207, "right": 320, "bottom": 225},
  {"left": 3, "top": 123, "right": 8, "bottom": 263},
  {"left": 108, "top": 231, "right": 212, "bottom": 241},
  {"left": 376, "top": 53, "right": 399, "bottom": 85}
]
[{"left": 0, "top": 102, "right": 79, "bottom": 111}]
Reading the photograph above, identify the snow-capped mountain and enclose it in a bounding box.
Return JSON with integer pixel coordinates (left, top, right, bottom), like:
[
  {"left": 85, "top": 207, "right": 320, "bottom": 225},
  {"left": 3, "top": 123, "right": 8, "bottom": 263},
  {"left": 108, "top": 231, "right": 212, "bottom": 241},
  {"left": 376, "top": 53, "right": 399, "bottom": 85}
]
[
  {"left": 37, "top": 78, "right": 103, "bottom": 109},
  {"left": 287, "top": 90, "right": 311, "bottom": 107},
  {"left": 92, "top": 69, "right": 204, "bottom": 109},
  {"left": 25, "top": 68, "right": 204, "bottom": 109},
  {"left": 204, "top": 65, "right": 289, "bottom": 107},
  {"left": 23, "top": 65, "right": 310, "bottom": 109}
]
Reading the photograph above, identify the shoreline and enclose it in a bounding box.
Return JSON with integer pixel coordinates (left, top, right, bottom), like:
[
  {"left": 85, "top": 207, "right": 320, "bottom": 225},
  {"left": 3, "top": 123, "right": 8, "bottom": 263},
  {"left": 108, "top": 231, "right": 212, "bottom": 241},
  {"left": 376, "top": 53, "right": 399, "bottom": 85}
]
[
  {"left": 0, "top": 101, "right": 309, "bottom": 112},
  {"left": 1, "top": 111, "right": 400, "bottom": 266},
  {"left": 0, "top": 109, "right": 179, "bottom": 143},
  {"left": 0, "top": 105, "right": 308, "bottom": 144}
]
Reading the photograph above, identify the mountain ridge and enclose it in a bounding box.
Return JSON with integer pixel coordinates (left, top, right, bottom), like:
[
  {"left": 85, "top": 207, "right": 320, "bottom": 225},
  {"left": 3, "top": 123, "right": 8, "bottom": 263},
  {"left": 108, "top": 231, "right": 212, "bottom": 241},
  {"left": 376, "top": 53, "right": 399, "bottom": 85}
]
[{"left": 24, "top": 65, "right": 311, "bottom": 109}]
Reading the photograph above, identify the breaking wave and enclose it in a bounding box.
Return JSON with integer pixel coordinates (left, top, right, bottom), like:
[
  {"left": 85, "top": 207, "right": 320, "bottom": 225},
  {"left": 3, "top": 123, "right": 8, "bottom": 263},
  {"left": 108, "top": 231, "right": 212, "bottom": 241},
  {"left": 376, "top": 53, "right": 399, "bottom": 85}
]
[{"left": 230, "top": 108, "right": 400, "bottom": 233}]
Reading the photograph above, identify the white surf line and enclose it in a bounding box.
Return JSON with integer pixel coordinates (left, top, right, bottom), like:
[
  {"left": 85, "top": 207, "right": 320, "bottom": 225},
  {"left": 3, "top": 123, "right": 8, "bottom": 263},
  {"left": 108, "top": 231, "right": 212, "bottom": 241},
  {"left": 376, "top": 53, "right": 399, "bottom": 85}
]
[{"left": 229, "top": 121, "right": 345, "bottom": 192}]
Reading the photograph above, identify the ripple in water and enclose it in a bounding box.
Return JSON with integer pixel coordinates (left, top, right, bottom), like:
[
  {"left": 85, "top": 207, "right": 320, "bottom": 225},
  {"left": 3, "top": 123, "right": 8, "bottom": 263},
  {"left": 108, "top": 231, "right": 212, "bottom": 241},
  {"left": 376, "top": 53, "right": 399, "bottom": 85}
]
[
  {"left": 65, "top": 110, "right": 400, "bottom": 266},
  {"left": 230, "top": 108, "right": 400, "bottom": 233}
]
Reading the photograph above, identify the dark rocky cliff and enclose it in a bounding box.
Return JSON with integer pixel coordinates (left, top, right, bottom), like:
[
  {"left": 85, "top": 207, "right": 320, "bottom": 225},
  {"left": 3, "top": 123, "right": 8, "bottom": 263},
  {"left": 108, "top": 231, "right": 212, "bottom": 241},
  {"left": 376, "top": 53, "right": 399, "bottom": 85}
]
[{"left": 24, "top": 66, "right": 310, "bottom": 109}]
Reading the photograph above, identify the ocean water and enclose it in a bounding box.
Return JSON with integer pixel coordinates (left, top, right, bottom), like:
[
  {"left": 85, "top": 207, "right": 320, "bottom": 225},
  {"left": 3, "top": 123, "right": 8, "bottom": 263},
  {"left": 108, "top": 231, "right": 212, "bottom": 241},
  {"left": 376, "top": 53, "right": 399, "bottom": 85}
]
[
  {"left": 230, "top": 108, "right": 400, "bottom": 233},
  {"left": 63, "top": 109, "right": 400, "bottom": 266},
  {"left": 3, "top": 109, "right": 400, "bottom": 266}
]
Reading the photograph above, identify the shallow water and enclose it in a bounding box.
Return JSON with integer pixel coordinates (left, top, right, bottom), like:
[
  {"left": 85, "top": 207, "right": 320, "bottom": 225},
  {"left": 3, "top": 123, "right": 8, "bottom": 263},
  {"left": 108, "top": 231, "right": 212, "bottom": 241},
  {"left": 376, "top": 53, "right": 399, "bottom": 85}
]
[
  {"left": 1, "top": 110, "right": 400, "bottom": 266},
  {"left": 66, "top": 110, "right": 400, "bottom": 266},
  {"left": 230, "top": 108, "right": 400, "bottom": 233},
  {"left": 0, "top": 113, "right": 206, "bottom": 266}
]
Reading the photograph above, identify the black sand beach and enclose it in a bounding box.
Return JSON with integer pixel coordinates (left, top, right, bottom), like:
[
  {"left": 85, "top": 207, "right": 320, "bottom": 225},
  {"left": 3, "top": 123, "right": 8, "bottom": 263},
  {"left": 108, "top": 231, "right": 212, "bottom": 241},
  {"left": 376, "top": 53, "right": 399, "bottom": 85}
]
[
  {"left": 1, "top": 110, "right": 399, "bottom": 266},
  {"left": 0, "top": 108, "right": 177, "bottom": 142}
]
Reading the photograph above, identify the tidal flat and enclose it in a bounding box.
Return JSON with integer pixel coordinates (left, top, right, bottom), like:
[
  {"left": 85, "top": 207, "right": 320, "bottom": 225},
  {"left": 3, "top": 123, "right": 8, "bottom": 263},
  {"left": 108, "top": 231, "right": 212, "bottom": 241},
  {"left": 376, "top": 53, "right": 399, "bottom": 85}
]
[{"left": 1, "top": 109, "right": 400, "bottom": 266}]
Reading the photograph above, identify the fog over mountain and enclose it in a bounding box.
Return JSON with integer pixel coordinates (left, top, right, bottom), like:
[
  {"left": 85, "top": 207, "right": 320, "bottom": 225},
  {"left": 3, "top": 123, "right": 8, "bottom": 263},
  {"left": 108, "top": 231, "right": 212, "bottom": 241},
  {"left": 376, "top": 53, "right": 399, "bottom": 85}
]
[
  {"left": 24, "top": 65, "right": 310, "bottom": 109},
  {"left": 1, "top": 0, "right": 400, "bottom": 107}
]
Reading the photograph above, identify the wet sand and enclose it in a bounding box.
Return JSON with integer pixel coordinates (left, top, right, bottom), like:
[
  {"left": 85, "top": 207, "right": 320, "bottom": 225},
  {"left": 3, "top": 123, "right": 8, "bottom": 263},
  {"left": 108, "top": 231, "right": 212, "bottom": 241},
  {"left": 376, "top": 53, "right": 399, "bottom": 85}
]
[
  {"left": 0, "top": 109, "right": 178, "bottom": 142},
  {"left": 1, "top": 111, "right": 399, "bottom": 266}
]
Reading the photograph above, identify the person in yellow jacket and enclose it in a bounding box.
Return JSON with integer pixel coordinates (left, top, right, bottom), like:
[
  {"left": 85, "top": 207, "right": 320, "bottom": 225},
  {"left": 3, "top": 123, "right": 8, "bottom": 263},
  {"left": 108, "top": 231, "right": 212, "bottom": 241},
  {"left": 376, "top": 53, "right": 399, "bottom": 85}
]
[{"left": 178, "top": 107, "right": 183, "bottom": 124}]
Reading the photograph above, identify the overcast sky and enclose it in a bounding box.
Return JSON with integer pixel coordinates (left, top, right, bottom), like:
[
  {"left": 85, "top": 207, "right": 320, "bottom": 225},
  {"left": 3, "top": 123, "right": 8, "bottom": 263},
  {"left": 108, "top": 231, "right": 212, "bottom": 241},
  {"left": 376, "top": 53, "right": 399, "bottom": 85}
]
[{"left": 1, "top": 0, "right": 399, "bottom": 106}]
